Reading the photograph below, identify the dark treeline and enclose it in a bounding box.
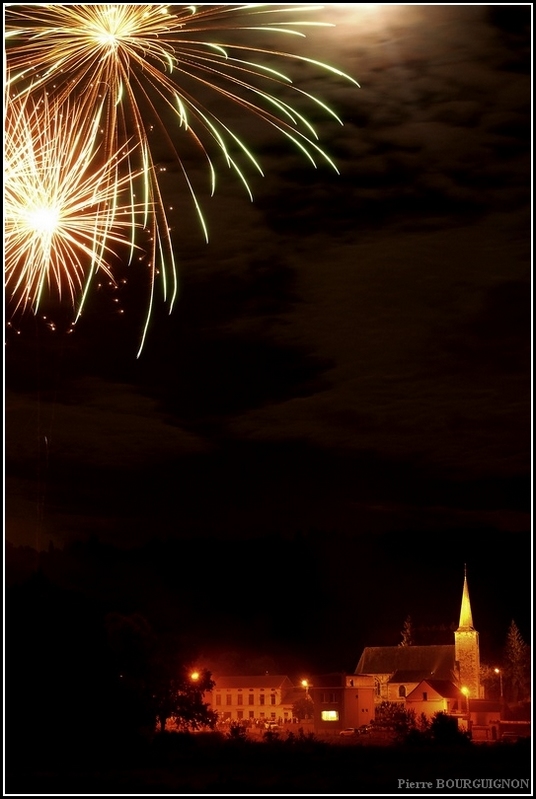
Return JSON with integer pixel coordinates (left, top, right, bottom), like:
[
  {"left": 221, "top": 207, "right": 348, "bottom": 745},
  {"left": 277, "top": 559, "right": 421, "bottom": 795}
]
[{"left": 7, "top": 729, "right": 532, "bottom": 795}]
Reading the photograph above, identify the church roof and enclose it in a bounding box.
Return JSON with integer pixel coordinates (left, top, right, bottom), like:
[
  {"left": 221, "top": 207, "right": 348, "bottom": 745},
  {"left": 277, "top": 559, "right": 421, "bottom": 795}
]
[{"left": 355, "top": 645, "right": 455, "bottom": 681}]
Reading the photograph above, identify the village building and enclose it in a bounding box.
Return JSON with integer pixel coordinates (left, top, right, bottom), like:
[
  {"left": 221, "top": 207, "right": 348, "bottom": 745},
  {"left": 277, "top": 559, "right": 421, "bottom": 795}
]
[
  {"left": 308, "top": 673, "right": 375, "bottom": 734},
  {"left": 205, "top": 674, "right": 297, "bottom": 724},
  {"left": 355, "top": 568, "right": 482, "bottom": 704}
]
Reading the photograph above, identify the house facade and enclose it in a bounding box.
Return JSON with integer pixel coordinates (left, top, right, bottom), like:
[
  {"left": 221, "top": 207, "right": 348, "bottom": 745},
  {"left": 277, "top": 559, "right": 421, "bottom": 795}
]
[
  {"left": 308, "top": 674, "right": 375, "bottom": 734},
  {"left": 205, "top": 675, "right": 297, "bottom": 723},
  {"left": 405, "top": 679, "right": 466, "bottom": 720}
]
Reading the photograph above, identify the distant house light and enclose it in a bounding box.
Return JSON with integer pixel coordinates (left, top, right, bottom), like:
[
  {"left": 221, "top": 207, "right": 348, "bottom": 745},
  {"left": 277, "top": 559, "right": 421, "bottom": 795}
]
[{"left": 321, "top": 710, "right": 339, "bottom": 721}]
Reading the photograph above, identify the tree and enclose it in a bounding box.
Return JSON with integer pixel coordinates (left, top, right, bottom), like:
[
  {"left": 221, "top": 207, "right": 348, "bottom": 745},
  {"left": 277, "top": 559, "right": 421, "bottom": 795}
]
[
  {"left": 375, "top": 701, "right": 416, "bottom": 739},
  {"left": 292, "top": 695, "right": 314, "bottom": 720},
  {"left": 151, "top": 664, "right": 217, "bottom": 733},
  {"left": 430, "top": 712, "right": 470, "bottom": 746},
  {"left": 479, "top": 663, "right": 502, "bottom": 699},
  {"left": 504, "top": 620, "right": 530, "bottom": 703},
  {"left": 399, "top": 615, "right": 414, "bottom": 647},
  {"left": 105, "top": 614, "right": 217, "bottom": 733}
]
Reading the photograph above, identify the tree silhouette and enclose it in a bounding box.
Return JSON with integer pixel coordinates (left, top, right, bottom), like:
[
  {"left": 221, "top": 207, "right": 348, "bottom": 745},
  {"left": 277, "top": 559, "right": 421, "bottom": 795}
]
[
  {"left": 504, "top": 620, "right": 530, "bottom": 703},
  {"left": 399, "top": 615, "right": 414, "bottom": 646}
]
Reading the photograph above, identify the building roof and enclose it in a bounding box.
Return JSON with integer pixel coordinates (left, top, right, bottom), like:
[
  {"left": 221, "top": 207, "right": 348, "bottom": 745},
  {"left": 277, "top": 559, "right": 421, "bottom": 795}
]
[
  {"left": 355, "top": 645, "right": 456, "bottom": 681},
  {"left": 211, "top": 675, "right": 293, "bottom": 690},
  {"left": 406, "top": 680, "right": 463, "bottom": 701},
  {"left": 281, "top": 688, "right": 306, "bottom": 706},
  {"left": 391, "top": 670, "right": 438, "bottom": 684}
]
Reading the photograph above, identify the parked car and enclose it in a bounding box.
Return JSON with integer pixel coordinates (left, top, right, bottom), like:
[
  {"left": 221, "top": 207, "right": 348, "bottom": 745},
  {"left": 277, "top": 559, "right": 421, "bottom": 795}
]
[
  {"left": 358, "top": 724, "right": 373, "bottom": 735},
  {"left": 339, "top": 727, "right": 358, "bottom": 736}
]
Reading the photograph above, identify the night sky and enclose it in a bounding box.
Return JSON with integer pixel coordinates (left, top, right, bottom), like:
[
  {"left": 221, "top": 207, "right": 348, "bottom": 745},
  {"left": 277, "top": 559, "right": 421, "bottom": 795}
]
[{"left": 4, "top": 4, "right": 532, "bottom": 674}]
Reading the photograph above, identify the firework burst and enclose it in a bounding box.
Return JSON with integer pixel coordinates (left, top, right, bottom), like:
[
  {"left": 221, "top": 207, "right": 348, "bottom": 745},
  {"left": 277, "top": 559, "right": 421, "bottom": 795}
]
[
  {"left": 5, "top": 4, "right": 359, "bottom": 353},
  {"left": 4, "top": 89, "right": 141, "bottom": 320}
]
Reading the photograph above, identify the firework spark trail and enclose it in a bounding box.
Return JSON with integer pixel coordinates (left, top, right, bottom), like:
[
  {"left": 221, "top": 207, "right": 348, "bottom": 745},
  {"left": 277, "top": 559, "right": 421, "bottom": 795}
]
[
  {"left": 4, "top": 89, "right": 142, "bottom": 319},
  {"left": 5, "top": 4, "right": 359, "bottom": 354}
]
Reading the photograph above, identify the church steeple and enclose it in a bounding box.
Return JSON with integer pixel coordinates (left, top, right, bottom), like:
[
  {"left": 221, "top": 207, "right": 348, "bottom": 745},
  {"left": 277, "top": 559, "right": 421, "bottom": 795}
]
[
  {"left": 454, "top": 566, "right": 481, "bottom": 699},
  {"left": 458, "top": 564, "right": 474, "bottom": 631}
]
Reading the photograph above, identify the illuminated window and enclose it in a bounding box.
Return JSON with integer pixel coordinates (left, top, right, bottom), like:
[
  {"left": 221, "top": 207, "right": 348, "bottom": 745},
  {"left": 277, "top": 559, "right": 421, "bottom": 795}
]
[
  {"left": 321, "top": 710, "right": 339, "bottom": 721},
  {"left": 215, "top": 695, "right": 222, "bottom": 706}
]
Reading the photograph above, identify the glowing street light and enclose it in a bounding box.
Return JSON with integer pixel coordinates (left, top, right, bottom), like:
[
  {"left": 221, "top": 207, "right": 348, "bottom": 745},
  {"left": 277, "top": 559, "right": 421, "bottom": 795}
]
[
  {"left": 190, "top": 671, "right": 200, "bottom": 682},
  {"left": 494, "top": 668, "right": 504, "bottom": 701},
  {"left": 301, "top": 679, "right": 310, "bottom": 697},
  {"left": 461, "top": 686, "right": 470, "bottom": 716}
]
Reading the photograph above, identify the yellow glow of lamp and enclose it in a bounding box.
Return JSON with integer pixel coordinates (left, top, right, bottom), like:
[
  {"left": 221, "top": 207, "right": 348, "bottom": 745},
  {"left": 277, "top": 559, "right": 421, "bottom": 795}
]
[
  {"left": 494, "top": 668, "right": 504, "bottom": 699},
  {"left": 461, "top": 686, "right": 470, "bottom": 715}
]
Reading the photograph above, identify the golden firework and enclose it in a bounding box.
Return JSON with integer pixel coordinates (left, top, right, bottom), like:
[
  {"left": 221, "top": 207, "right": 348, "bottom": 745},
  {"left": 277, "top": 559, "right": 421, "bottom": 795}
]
[
  {"left": 5, "top": 4, "right": 359, "bottom": 353},
  {"left": 4, "top": 88, "right": 141, "bottom": 319}
]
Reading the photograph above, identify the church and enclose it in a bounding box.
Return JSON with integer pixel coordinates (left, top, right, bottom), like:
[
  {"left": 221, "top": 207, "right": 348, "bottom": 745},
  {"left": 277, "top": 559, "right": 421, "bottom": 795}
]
[{"left": 355, "top": 568, "right": 482, "bottom": 705}]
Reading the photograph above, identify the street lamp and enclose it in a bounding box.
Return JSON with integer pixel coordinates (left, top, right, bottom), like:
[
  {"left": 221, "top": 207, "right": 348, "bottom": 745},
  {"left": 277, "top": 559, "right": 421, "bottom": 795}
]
[
  {"left": 190, "top": 671, "right": 200, "bottom": 682},
  {"left": 461, "top": 686, "right": 470, "bottom": 717},
  {"left": 494, "top": 668, "right": 504, "bottom": 702},
  {"left": 301, "top": 679, "right": 309, "bottom": 698}
]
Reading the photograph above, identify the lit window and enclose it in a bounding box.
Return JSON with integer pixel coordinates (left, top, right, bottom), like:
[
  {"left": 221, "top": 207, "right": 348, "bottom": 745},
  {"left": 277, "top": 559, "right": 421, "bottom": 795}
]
[{"left": 321, "top": 710, "right": 339, "bottom": 721}]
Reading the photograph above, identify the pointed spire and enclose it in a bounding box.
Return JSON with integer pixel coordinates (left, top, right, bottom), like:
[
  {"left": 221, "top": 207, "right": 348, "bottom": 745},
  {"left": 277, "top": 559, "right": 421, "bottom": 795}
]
[{"left": 458, "top": 565, "right": 474, "bottom": 630}]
